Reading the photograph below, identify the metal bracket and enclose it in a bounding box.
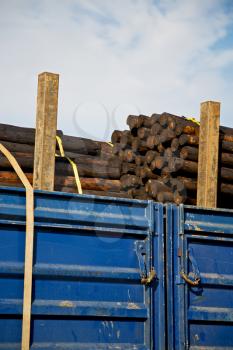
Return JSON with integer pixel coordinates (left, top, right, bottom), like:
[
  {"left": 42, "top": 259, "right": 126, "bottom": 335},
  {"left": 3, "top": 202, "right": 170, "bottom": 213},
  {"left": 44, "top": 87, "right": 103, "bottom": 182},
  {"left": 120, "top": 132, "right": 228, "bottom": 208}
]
[
  {"left": 135, "top": 241, "right": 156, "bottom": 285},
  {"left": 180, "top": 248, "right": 201, "bottom": 287}
]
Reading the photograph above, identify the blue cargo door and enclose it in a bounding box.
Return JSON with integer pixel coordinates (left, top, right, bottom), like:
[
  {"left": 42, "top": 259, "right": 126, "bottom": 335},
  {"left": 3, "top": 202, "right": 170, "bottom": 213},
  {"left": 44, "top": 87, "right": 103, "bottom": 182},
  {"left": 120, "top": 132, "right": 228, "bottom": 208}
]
[
  {"left": 0, "top": 188, "right": 165, "bottom": 349},
  {"left": 167, "top": 204, "right": 233, "bottom": 349}
]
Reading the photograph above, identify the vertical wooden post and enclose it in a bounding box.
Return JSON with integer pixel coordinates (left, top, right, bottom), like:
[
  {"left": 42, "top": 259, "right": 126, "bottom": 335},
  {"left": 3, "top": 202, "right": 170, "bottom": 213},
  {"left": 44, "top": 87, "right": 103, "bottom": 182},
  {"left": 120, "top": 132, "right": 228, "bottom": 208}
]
[
  {"left": 33, "top": 72, "right": 59, "bottom": 191},
  {"left": 197, "top": 101, "right": 220, "bottom": 208}
]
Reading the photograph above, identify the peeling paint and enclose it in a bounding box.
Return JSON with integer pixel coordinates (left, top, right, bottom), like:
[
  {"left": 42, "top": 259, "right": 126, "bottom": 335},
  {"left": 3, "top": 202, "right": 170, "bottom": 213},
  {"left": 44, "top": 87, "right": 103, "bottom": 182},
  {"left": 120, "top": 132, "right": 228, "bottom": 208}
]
[
  {"left": 59, "top": 300, "right": 74, "bottom": 308},
  {"left": 127, "top": 303, "right": 140, "bottom": 309}
]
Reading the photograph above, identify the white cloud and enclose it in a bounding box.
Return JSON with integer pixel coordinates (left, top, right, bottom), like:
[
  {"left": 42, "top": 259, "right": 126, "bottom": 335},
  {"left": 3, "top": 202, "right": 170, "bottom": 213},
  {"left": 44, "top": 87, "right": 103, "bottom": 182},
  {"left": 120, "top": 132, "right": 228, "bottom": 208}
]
[{"left": 0, "top": 0, "right": 233, "bottom": 141}]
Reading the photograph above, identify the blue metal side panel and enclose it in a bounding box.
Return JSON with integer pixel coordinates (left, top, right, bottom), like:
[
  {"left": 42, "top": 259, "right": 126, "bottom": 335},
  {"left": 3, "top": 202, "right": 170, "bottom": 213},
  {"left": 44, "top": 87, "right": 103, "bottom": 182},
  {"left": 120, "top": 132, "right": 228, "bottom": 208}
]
[
  {"left": 167, "top": 204, "right": 233, "bottom": 349},
  {"left": 0, "top": 187, "right": 165, "bottom": 349}
]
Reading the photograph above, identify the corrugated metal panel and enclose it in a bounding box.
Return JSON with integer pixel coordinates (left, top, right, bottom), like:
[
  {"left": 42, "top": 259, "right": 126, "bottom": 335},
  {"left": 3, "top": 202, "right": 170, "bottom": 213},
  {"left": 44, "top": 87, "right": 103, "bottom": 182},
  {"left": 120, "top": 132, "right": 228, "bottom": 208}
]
[
  {"left": 167, "top": 204, "right": 233, "bottom": 349},
  {"left": 0, "top": 187, "right": 165, "bottom": 349}
]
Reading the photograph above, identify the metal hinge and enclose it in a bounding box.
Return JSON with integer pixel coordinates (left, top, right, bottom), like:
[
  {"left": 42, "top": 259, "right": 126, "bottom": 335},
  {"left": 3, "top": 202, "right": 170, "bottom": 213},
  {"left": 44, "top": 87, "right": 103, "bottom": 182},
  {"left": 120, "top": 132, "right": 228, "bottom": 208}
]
[{"left": 135, "top": 241, "right": 157, "bottom": 285}]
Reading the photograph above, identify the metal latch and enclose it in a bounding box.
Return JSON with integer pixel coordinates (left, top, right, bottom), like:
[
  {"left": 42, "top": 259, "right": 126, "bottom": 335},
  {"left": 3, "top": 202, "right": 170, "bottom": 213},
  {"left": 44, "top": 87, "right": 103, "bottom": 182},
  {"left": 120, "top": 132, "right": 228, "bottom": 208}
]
[
  {"left": 135, "top": 241, "right": 156, "bottom": 285},
  {"left": 180, "top": 248, "right": 201, "bottom": 287}
]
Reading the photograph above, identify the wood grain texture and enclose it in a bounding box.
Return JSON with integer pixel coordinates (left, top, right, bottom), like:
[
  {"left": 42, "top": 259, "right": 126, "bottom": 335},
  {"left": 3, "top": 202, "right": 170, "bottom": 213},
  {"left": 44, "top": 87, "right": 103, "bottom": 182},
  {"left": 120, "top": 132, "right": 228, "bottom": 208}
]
[
  {"left": 197, "top": 101, "right": 220, "bottom": 208},
  {"left": 33, "top": 72, "right": 59, "bottom": 191}
]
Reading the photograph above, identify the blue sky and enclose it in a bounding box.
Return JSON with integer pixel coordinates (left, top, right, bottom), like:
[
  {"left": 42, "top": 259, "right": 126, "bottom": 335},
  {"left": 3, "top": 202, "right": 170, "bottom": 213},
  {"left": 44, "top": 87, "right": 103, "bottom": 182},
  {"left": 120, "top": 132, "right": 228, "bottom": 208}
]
[{"left": 0, "top": 0, "right": 233, "bottom": 141}]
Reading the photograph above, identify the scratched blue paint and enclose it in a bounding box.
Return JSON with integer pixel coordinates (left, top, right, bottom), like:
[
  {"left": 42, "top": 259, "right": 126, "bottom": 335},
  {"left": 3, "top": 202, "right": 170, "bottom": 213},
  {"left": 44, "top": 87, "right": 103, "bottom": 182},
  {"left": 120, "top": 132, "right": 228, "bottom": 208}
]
[
  {"left": 0, "top": 187, "right": 165, "bottom": 349},
  {"left": 166, "top": 204, "right": 233, "bottom": 349}
]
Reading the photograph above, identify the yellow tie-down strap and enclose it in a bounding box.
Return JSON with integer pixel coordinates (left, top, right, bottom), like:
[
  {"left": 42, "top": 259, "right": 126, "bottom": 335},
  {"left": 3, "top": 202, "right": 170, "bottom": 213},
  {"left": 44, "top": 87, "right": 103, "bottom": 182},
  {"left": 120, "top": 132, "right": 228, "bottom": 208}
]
[
  {"left": 185, "top": 117, "right": 200, "bottom": 126},
  {"left": 56, "top": 136, "right": 83, "bottom": 194}
]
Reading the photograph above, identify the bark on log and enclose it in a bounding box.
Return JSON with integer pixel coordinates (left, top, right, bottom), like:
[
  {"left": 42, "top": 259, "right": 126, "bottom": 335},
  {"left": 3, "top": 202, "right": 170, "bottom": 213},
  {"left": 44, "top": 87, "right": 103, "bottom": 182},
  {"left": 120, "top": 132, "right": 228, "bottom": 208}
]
[
  {"left": 137, "top": 127, "right": 150, "bottom": 140},
  {"left": 135, "top": 155, "right": 146, "bottom": 166},
  {"left": 150, "top": 123, "right": 162, "bottom": 135},
  {"left": 0, "top": 171, "right": 122, "bottom": 191},
  {"left": 181, "top": 145, "right": 233, "bottom": 167},
  {"left": 120, "top": 174, "right": 141, "bottom": 190},
  {"left": 0, "top": 155, "right": 121, "bottom": 179},
  {"left": 121, "top": 162, "right": 137, "bottom": 175},
  {"left": 143, "top": 114, "right": 160, "bottom": 128},
  {"left": 146, "top": 179, "right": 172, "bottom": 198}
]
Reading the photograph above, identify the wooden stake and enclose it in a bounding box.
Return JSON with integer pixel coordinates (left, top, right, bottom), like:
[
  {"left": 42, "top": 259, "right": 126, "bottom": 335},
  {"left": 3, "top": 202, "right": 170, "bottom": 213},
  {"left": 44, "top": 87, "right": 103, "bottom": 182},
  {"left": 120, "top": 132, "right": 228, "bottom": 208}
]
[
  {"left": 197, "top": 101, "right": 220, "bottom": 208},
  {"left": 33, "top": 72, "right": 59, "bottom": 190}
]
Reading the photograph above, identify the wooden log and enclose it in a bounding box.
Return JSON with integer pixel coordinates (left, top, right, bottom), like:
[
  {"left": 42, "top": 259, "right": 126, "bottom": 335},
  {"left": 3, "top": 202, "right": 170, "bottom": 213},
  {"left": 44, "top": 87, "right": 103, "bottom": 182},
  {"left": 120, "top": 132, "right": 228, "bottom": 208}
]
[
  {"left": 171, "top": 138, "right": 180, "bottom": 152},
  {"left": 146, "top": 135, "right": 160, "bottom": 149},
  {"left": 158, "top": 113, "right": 169, "bottom": 127},
  {"left": 180, "top": 146, "right": 198, "bottom": 161},
  {"left": 140, "top": 166, "right": 159, "bottom": 180},
  {"left": 181, "top": 145, "right": 233, "bottom": 168},
  {"left": 169, "top": 178, "right": 186, "bottom": 193},
  {"left": 111, "top": 130, "right": 128, "bottom": 144},
  {"left": 180, "top": 133, "right": 233, "bottom": 152},
  {"left": 121, "top": 162, "right": 137, "bottom": 175},
  {"left": 179, "top": 134, "right": 199, "bottom": 146},
  {"left": 151, "top": 156, "right": 168, "bottom": 171},
  {"left": 173, "top": 190, "right": 186, "bottom": 205},
  {"left": 221, "top": 141, "right": 233, "bottom": 153},
  {"left": 56, "top": 160, "right": 121, "bottom": 179},
  {"left": 0, "top": 127, "right": 104, "bottom": 157},
  {"left": 161, "top": 166, "right": 171, "bottom": 177},
  {"left": 220, "top": 153, "right": 233, "bottom": 167},
  {"left": 128, "top": 187, "right": 150, "bottom": 199},
  {"left": 175, "top": 124, "right": 199, "bottom": 137},
  {"left": 135, "top": 155, "right": 146, "bottom": 166},
  {"left": 132, "top": 139, "right": 148, "bottom": 153},
  {"left": 157, "top": 191, "right": 174, "bottom": 203},
  {"left": 222, "top": 134, "right": 233, "bottom": 142},
  {"left": 168, "top": 157, "right": 198, "bottom": 174},
  {"left": 150, "top": 123, "right": 162, "bottom": 135},
  {"left": 13, "top": 151, "right": 120, "bottom": 169},
  {"left": 127, "top": 115, "right": 144, "bottom": 130},
  {"left": 164, "top": 148, "right": 179, "bottom": 158},
  {"left": 176, "top": 176, "right": 197, "bottom": 192},
  {"left": 0, "top": 124, "right": 36, "bottom": 145},
  {"left": 220, "top": 126, "right": 233, "bottom": 135},
  {"left": 137, "top": 127, "right": 150, "bottom": 140},
  {"left": 143, "top": 114, "right": 160, "bottom": 128},
  {"left": 157, "top": 143, "right": 166, "bottom": 154},
  {"left": 0, "top": 171, "right": 122, "bottom": 192},
  {"left": 119, "top": 150, "right": 125, "bottom": 162},
  {"left": 145, "top": 150, "right": 159, "bottom": 164},
  {"left": 120, "top": 132, "right": 135, "bottom": 149},
  {"left": 176, "top": 176, "right": 233, "bottom": 197},
  {"left": 159, "top": 129, "right": 176, "bottom": 144},
  {"left": 61, "top": 134, "right": 106, "bottom": 155},
  {"left": 0, "top": 155, "right": 121, "bottom": 179},
  {"left": 100, "top": 143, "right": 113, "bottom": 159},
  {"left": 124, "top": 149, "right": 137, "bottom": 163},
  {"left": 112, "top": 143, "right": 122, "bottom": 155},
  {"left": 168, "top": 157, "right": 233, "bottom": 182},
  {"left": 120, "top": 174, "right": 141, "bottom": 190},
  {"left": 146, "top": 179, "right": 172, "bottom": 199},
  {"left": 0, "top": 141, "right": 34, "bottom": 154}
]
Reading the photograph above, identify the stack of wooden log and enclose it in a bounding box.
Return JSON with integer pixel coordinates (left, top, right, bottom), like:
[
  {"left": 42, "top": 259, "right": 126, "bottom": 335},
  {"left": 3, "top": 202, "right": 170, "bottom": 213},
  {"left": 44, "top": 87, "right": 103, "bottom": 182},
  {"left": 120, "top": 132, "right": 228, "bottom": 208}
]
[
  {"left": 0, "top": 123, "right": 129, "bottom": 198},
  {"left": 2, "top": 116, "right": 233, "bottom": 208},
  {"left": 111, "top": 113, "right": 233, "bottom": 207}
]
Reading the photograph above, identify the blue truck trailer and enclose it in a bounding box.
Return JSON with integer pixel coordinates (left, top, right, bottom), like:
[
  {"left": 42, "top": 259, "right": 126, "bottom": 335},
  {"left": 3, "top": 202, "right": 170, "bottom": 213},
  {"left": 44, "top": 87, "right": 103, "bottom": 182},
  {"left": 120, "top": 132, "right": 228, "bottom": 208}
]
[{"left": 0, "top": 187, "right": 232, "bottom": 349}]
